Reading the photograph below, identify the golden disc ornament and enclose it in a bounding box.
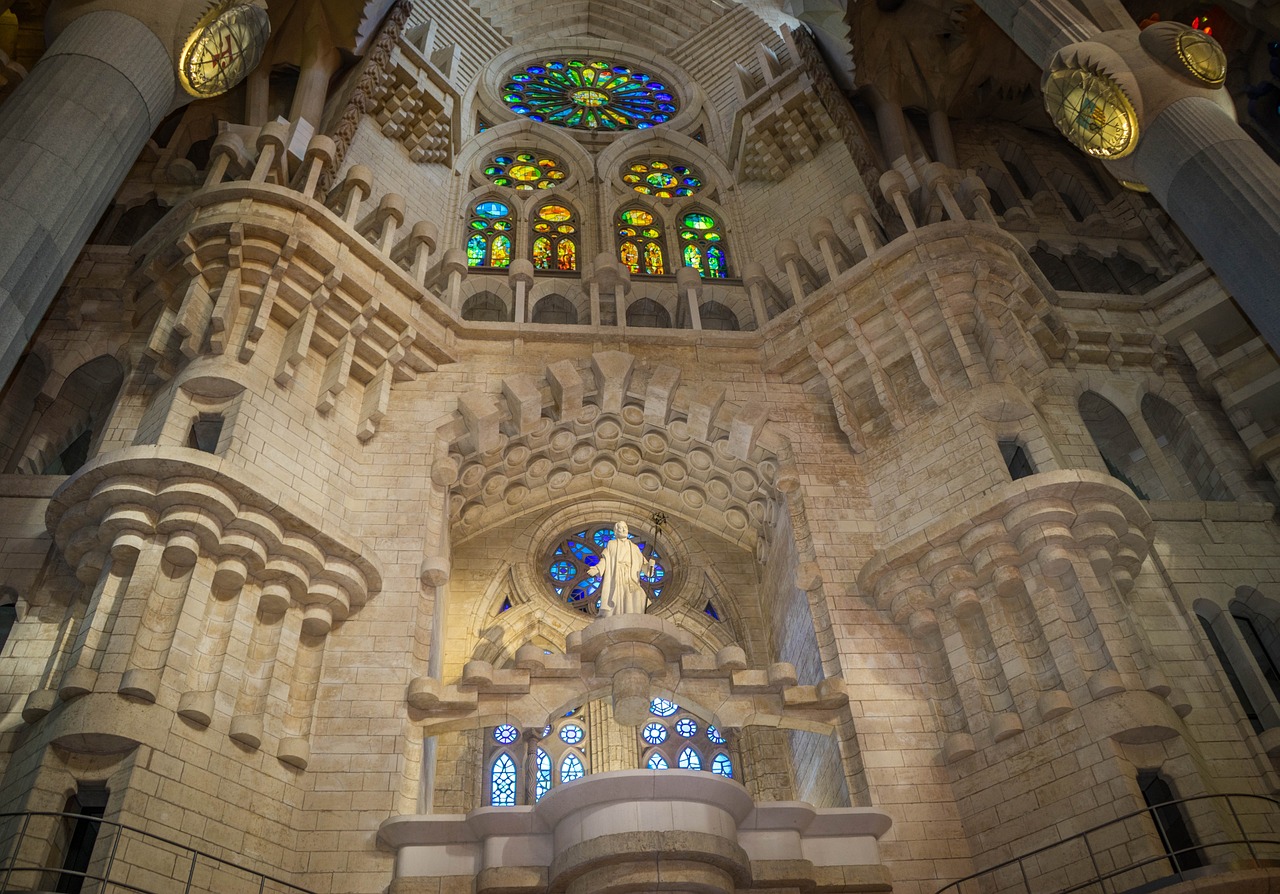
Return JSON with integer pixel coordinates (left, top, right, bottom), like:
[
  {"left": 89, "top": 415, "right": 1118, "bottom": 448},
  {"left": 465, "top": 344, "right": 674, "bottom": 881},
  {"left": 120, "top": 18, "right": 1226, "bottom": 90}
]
[
  {"left": 178, "top": 1, "right": 271, "bottom": 99},
  {"left": 1043, "top": 67, "right": 1139, "bottom": 159},
  {"left": 1175, "top": 29, "right": 1227, "bottom": 86}
]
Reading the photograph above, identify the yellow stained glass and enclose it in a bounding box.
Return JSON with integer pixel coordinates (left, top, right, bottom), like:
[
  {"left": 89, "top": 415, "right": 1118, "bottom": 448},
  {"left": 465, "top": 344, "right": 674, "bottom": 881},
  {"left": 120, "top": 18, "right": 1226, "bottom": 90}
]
[
  {"left": 539, "top": 205, "right": 573, "bottom": 222},
  {"left": 620, "top": 241, "right": 640, "bottom": 273},
  {"left": 558, "top": 239, "right": 577, "bottom": 271},
  {"left": 644, "top": 242, "right": 664, "bottom": 275}
]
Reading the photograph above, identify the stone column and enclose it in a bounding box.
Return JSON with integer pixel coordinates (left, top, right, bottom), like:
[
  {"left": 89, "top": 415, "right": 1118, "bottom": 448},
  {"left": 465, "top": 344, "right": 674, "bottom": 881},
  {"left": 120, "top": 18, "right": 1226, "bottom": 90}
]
[{"left": 0, "top": 10, "right": 174, "bottom": 385}]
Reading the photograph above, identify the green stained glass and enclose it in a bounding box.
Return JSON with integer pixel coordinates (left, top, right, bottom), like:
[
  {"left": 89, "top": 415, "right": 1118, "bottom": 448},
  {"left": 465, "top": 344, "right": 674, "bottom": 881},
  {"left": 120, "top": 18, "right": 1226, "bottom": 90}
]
[
  {"left": 684, "top": 243, "right": 702, "bottom": 272},
  {"left": 621, "top": 209, "right": 654, "bottom": 226},
  {"left": 647, "top": 172, "right": 678, "bottom": 189},
  {"left": 467, "top": 234, "right": 486, "bottom": 267},
  {"left": 641, "top": 228, "right": 660, "bottom": 238},
  {"left": 682, "top": 212, "right": 716, "bottom": 230},
  {"left": 624, "top": 159, "right": 703, "bottom": 198},
  {"left": 470, "top": 220, "right": 489, "bottom": 230},
  {"left": 533, "top": 236, "right": 553, "bottom": 270},
  {"left": 503, "top": 57, "right": 676, "bottom": 130},
  {"left": 484, "top": 152, "right": 564, "bottom": 190}
]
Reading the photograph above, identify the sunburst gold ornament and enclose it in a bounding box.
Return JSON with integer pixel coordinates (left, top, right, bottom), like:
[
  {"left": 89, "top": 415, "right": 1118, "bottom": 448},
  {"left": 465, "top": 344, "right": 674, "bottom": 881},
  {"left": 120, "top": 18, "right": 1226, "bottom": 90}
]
[
  {"left": 1043, "top": 68, "right": 1139, "bottom": 159},
  {"left": 178, "top": 1, "right": 271, "bottom": 99},
  {"left": 1175, "top": 29, "right": 1227, "bottom": 86}
]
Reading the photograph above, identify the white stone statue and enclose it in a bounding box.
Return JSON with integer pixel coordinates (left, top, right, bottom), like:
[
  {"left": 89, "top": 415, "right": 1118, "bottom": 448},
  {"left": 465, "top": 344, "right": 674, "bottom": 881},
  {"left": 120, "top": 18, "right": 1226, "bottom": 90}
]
[{"left": 589, "top": 521, "right": 655, "bottom": 616}]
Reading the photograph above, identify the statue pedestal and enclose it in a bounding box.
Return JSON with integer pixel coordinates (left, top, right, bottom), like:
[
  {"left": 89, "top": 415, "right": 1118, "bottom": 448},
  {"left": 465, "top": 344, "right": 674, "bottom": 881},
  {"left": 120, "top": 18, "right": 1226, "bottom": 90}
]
[{"left": 566, "top": 614, "right": 697, "bottom": 726}]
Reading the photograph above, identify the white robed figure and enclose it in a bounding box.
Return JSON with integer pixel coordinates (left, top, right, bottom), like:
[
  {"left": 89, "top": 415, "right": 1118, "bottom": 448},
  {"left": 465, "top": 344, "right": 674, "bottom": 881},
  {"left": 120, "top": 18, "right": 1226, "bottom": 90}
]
[{"left": 589, "top": 521, "right": 655, "bottom": 616}]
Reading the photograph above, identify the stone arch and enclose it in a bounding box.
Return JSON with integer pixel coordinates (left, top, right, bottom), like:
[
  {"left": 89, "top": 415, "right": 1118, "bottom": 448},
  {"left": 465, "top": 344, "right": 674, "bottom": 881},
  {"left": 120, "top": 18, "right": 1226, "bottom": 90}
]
[
  {"left": 529, "top": 292, "right": 580, "bottom": 325},
  {"left": 1078, "top": 389, "right": 1166, "bottom": 500},
  {"left": 1029, "top": 244, "right": 1078, "bottom": 292},
  {"left": 598, "top": 129, "right": 736, "bottom": 201},
  {"left": 965, "top": 382, "right": 1065, "bottom": 475},
  {"left": 0, "top": 351, "right": 49, "bottom": 471},
  {"left": 1046, "top": 170, "right": 1100, "bottom": 221},
  {"left": 698, "top": 300, "right": 740, "bottom": 331},
  {"left": 626, "top": 297, "right": 672, "bottom": 329},
  {"left": 11, "top": 355, "right": 124, "bottom": 476},
  {"left": 997, "top": 140, "right": 1045, "bottom": 198},
  {"left": 1141, "top": 391, "right": 1230, "bottom": 501},
  {"left": 975, "top": 163, "right": 1018, "bottom": 217},
  {"left": 461, "top": 290, "right": 512, "bottom": 322}
]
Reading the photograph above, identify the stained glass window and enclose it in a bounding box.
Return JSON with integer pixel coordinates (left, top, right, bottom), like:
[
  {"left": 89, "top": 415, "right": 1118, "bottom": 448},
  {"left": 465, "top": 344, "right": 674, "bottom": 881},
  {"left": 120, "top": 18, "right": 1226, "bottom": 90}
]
[
  {"left": 711, "top": 753, "right": 733, "bottom": 778},
  {"left": 491, "top": 753, "right": 517, "bottom": 806},
  {"left": 502, "top": 58, "right": 677, "bottom": 130},
  {"left": 544, "top": 523, "right": 664, "bottom": 614},
  {"left": 532, "top": 203, "right": 578, "bottom": 272},
  {"left": 678, "top": 747, "right": 701, "bottom": 770},
  {"left": 642, "top": 722, "right": 667, "bottom": 744},
  {"left": 467, "top": 200, "right": 514, "bottom": 268},
  {"left": 494, "top": 724, "right": 519, "bottom": 744},
  {"left": 560, "top": 752, "right": 585, "bottom": 783},
  {"left": 617, "top": 208, "right": 666, "bottom": 276},
  {"left": 675, "top": 718, "right": 698, "bottom": 738},
  {"left": 622, "top": 159, "right": 702, "bottom": 198},
  {"left": 560, "top": 724, "right": 584, "bottom": 744},
  {"left": 534, "top": 749, "right": 552, "bottom": 801},
  {"left": 679, "top": 209, "right": 728, "bottom": 278},
  {"left": 650, "top": 698, "right": 679, "bottom": 717},
  {"left": 707, "top": 725, "right": 725, "bottom": 745},
  {"left": 484, "top": 152, "right": 567, "bottom": 190},
  {"left": 648, "top": 753, "right": 669, "bottom": 770}
]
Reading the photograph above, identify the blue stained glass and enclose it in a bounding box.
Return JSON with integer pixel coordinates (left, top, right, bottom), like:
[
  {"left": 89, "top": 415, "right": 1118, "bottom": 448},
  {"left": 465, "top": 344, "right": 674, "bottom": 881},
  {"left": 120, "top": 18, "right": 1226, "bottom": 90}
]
[
  {"left": 654, "top": 93, "right": 674, "bottom": 102},
  {"left": 650, "top": 698, "right": 678, "bottom": 717},
  {"left": 535, "top": 749, "right": 551, "bottom": 801},
  {"left": 560, "top": 724, "right": 584, "bottom": 744},
  {"left": 593, "top": 529, "right": 615, "bottom": 548},
  {"left": 491, "top": 753, "right": 517, "bottom": 806},
  {"left": 653, "top": 588, "right": 663, "bottom": 598},
  {"left": 647, "top": 82, "right": 665, "bottom": 90},
  {"left": 675, "top": 718, "right": 697, "bottom": 738},
  {"left": 494, "top": 724, "right": 519, "bottom": 744},
  {"left": 503, "top": 59, "right": 674, "bottom": 130},
  {"left": 678, "top": 747, "right": 701, "bottom": 770},
  {"left": 569, "top": 542, "right": 595, "bottom": 562},
  {"left": 707, "top": 725, "right": 725, "bottom": 744},
  {"left": 510, "top": 105, "right": 531, "bottom": 114},
  {"left": 648, "top": 753, "right": 668, "bottom": 770},
  {"left": 528, "top": 66, "right": 545, "bottom": 74},
  {"left": 550, "top": 561, "right": 576, "bottom": 581},
  {"left": 642, "top": 722, "right": 667, "bottom": 744},
  {"left": 467, "top": 234, "right": 486, "bottom": 267},
  {"left": 708, "top": 245, "right": 727, "bottom": 278},
  {"left": 560, "top": 752, "right": 585, "bottom": 783},
  {"left": 640, "top": 563, "right": 665, "bottom": 584},
  {"left": 711, "top": 753, "right": 733, "bottom": 778},
  {"left": 476, "top": 201, "right": 510, "bottom": 218}
]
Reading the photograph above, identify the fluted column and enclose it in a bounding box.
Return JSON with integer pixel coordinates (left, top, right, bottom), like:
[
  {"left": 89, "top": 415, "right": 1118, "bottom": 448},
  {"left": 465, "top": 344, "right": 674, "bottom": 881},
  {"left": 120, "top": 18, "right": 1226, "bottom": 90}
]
[{"left": 0, "top": 10, "right": 173, "bottom": 385}]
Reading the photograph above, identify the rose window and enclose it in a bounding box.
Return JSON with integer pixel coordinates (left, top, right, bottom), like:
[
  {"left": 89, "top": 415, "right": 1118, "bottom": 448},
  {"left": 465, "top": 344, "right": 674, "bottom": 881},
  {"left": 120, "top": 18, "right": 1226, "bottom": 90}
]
[
  {"left": 545, "top": 523, "right": 665, "bottom": 614},
  {"left": 502, "top": 58, "right": 677, "bottom": 130}
]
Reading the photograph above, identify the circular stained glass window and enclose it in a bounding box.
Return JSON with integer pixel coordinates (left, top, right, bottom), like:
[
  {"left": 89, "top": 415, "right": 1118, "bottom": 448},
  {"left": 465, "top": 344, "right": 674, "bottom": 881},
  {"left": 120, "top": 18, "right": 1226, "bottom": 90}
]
[
  {"left": 484, "top": 152, "right": 567, "bottom": 190},
  {"left": 707, "top": 725, "right": 726, "bottom": 744},
  {"left": 502, "top": 58, "right": 677, "bottom": 131},
  {"left": 545, "top": 523, "right": 665, "bottom": 614},
  {"left": 650, "top": 698, "right": 679, "bottom": 717},
  {"left": 560, "top": 724, "right": 584, "bottom": 744},
  {"left": 642, "top": 722, "right": 667, "bottom": 745},
  {"left": 675, "top": 718, "right": 698, "bottom": 738},
  {"left": 623, "top": 159, "right": 702, "bottom": 198},
  {"left": 494, "top": 724, "right": 519, "bottom": 744}
]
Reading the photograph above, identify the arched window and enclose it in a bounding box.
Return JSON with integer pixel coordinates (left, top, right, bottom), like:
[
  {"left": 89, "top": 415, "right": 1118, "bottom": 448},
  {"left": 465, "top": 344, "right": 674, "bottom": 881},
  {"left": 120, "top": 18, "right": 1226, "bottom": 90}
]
[
  {"left": 483, "top": 151, "right": 566, "bottom": 190},
  {"left": 466, "top": 200, "right": 514, "bottom": 269},
  {"left": 1198, "top": 613, "right": 1264, "bottom": 733},
  {"left": 698, "top": 301, "right": 740, "bottom": 331},
  {"left": 531, "top": 203, "right": 578, "bottom": 272},
  {"left": 534, "top": 749, "right": 552, "bottom": 801},
  {"left": 559, "top": 752, "right": 585, "bottom": 783},
  {"left": 679, "top": 210, "right": 728, "bottom": 278},
  {"left": 617, "top": 208, "right": 666, "bottom": 275},
  {"left": 1079, "top": 391, "right": 1165, "bottom": 500},
  {"left": 1141, "top": 393, "right": 1228, "bottom": 501},
  {"left": 636, "top": 698, "right": 735, "bottom": 778},
  {"left": 622, "top": 159, "right": 703, "bottom": 198},
  {"left": 490, "top": 753, "right": 518, "bottom": 806}
]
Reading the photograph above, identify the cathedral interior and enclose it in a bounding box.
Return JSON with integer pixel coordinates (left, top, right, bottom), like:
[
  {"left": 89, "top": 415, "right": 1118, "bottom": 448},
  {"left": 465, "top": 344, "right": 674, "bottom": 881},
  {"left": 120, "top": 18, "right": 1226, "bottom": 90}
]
[{"left": 2, "top": 0, "right": 1280, "bottom": 891}]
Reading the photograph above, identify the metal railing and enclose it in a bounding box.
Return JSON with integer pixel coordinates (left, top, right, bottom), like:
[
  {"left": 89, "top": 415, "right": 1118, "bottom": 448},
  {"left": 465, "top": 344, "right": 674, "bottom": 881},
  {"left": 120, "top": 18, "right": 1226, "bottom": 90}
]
[
  {"left": 0, "top": 811, "right": 317, "bottom": 894},
  {"left": 936, "top": 793, "right": 1280, "bottom": 894}
]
